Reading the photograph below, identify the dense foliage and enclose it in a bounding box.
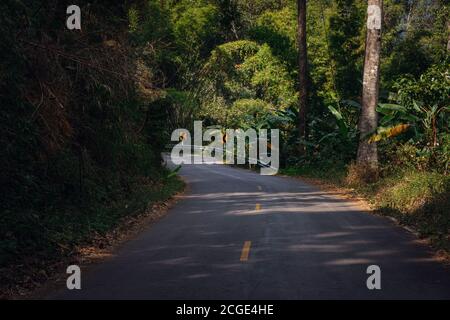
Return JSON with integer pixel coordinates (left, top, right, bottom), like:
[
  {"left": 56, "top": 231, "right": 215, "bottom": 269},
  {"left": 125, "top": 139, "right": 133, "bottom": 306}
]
[{"left": 0, "top": 0, "right": 186, "bottom": 278}]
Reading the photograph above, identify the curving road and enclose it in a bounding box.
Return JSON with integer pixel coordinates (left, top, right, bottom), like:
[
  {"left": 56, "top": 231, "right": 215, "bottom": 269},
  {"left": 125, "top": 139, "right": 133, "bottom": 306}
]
[{"left": 50, "top": 159, "right": 450, "bottom": 299}]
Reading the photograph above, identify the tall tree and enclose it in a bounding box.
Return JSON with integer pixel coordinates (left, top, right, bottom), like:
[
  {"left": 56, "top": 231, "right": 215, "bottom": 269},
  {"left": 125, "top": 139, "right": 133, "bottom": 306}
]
[
  {"left": 356, "top": 0, "right": 383, "bottom": 181},
  {"left": 297, "top": 0, "right": 308, "bottom": 151}
]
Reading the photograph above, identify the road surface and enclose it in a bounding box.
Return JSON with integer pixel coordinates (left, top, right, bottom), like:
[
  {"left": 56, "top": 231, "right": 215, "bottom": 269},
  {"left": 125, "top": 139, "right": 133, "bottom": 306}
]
[{"left": 50, "top": 160, "right": 450, "bottom": 299}]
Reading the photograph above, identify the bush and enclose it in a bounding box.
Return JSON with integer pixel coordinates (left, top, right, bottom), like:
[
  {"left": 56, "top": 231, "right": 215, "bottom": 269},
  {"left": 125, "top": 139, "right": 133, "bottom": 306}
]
[{"left": 380, "top": 141, "right": 430, "bottom": 172}]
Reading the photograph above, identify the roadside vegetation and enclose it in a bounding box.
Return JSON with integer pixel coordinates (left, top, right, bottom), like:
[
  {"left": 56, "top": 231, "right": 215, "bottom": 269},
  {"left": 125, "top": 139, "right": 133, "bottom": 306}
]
[
  {"left": 0, "top": 1, "right": 185, "bottom": 296},
  {"left": 0, "top": 0, "right": 449, "bottom": 295}
]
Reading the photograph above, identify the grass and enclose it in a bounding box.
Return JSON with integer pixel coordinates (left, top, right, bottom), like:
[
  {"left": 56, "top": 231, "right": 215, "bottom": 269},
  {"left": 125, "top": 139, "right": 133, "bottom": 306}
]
[
  {"left": 281, "top": 164, "right": 450, "bottom": 253},
  {"left": 281, "top": 163, "right": 348, "bottom": 184}
]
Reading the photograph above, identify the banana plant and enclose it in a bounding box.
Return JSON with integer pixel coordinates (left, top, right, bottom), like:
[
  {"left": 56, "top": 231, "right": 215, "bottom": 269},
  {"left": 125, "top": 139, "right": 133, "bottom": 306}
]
[
  {"left": 327, "top": 105, "right": 349, "bottom": 139},
  {"left": 374, "top": 101, "right": 449, "bottom": 146}
]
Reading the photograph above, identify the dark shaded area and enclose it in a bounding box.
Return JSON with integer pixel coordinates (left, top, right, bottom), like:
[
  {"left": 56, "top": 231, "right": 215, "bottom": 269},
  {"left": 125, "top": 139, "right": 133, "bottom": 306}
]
[{"left": 0, "top": 0, "right": 175, "bottom": 283}]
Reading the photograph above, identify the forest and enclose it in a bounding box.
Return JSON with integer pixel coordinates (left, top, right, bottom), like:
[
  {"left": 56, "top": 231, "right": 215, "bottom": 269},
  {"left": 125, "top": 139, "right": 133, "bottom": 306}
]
[{"left": 0, "top": 0, "right": 449, "bottom": 297}]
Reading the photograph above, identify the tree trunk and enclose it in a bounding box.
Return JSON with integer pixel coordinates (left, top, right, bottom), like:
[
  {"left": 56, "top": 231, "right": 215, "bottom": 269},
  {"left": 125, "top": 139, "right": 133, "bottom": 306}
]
[
  {"left": 356, "top": 0, "right": 382, "bottom": 181},
  {"left": 297, "top": 0, "right": 308, "bottom": 152}
]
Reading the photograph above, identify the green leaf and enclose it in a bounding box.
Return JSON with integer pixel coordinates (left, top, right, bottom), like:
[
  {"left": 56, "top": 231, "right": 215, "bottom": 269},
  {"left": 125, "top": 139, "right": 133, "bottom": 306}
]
[
  {"left": 399, "top": 114, "right": 420, "bottom": 123},
  {"left": 341, "top": 99, "right": 361, "bottom": 109},
  {"left": 318, "top": 132, "right": 338, "bottom": 143},
  {"left": 328, "top": 105, "right": 343, "bottom": 120},
  {"left": 328, "top": 106, "right": 348, "bottom": 138},
  {"left": 377, "top": 103, "right": 407, "bottom": 114},
  {"left": 167, "top": 165, "right": 182, "bottom": 178},
  {"left": 412, "top": 100, "right": 422, "bottom": 112},
  {"left": 380, "top": 114, "right": 395, "bottom": 126}
]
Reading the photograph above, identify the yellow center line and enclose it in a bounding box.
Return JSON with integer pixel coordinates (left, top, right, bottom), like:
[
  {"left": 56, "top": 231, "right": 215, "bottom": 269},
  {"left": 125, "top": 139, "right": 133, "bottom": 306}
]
[{"left": 240, "top": 241, "right": 252, "bottom": 261}]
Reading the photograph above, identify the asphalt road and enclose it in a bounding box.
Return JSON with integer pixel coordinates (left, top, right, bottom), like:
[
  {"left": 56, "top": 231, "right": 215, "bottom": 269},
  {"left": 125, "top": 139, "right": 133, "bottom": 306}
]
[{"left": 50, "top": 160, "right": 450, "bottom": 299}]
